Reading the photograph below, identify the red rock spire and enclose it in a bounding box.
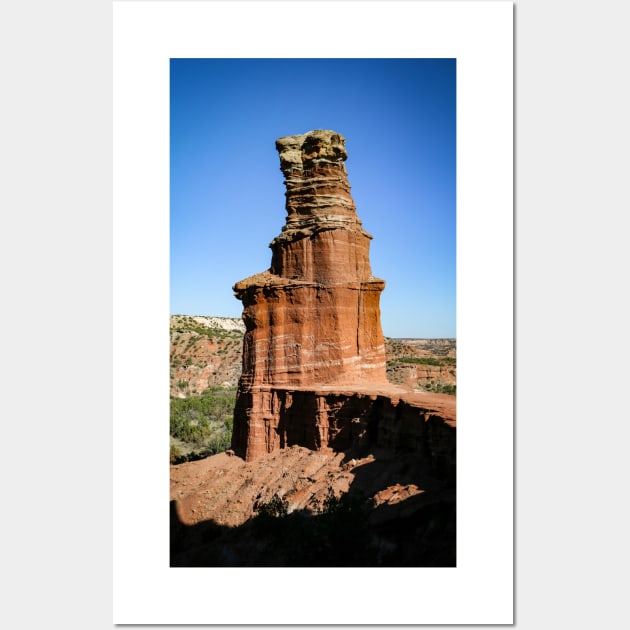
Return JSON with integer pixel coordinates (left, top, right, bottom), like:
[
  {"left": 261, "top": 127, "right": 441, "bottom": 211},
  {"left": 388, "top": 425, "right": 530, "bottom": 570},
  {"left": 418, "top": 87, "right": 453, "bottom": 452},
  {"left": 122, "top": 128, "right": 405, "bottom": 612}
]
[
  {"left": 232, "top": 130, "right": 389, "bottom": 460},
  {"left": 270, "top": 130, "right": 374, "bottom": 283}
]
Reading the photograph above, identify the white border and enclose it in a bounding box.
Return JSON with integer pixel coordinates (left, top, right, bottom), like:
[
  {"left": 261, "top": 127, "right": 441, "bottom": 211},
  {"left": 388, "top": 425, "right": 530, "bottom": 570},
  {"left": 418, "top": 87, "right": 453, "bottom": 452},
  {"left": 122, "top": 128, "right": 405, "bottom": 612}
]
[{"left": 114, "top": 1, "right": 513, "bottom": 624}]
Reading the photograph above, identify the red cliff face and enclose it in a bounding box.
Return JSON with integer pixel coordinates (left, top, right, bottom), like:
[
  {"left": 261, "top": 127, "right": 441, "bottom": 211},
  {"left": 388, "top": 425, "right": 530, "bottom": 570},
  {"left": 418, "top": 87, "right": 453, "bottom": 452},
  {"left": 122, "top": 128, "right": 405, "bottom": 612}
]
[{"left": 232, "top": 130, "right": 455, "bottom": 461}]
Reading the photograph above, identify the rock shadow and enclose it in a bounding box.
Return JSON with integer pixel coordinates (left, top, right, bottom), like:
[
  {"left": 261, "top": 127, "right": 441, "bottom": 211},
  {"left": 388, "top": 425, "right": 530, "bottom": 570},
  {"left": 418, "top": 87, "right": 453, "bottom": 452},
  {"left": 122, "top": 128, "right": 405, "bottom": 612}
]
[{"left": 171, "top": 443, "right": 455, "bottom": 567}]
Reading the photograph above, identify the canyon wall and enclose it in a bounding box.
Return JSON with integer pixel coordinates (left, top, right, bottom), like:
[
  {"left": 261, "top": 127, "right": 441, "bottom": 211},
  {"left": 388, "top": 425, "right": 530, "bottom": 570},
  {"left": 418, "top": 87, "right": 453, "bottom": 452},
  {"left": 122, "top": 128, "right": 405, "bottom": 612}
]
[{"left": 232, "top": 386, "right": 455, "bottom": 477}]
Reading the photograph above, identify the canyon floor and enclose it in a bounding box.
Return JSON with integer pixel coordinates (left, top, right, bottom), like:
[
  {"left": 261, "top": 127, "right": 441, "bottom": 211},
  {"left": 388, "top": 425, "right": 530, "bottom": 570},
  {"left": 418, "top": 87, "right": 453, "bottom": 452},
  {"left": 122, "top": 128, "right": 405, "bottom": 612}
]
[{"left": 171, "top": 401, "right": 456, "bottom": 566}]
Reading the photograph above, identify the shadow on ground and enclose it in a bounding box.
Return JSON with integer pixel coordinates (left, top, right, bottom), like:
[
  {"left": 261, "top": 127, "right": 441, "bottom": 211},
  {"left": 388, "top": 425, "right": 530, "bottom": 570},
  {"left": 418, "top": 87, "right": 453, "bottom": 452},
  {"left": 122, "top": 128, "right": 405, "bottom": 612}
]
[{"left": 171, "top": 448, "right": 455, "bottom": 567}]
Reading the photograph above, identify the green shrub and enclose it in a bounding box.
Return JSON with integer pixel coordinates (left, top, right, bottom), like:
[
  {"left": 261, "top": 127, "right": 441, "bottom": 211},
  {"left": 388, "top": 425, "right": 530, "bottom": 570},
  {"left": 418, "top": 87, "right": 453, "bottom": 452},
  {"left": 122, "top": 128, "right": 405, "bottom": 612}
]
[
  {"left": 206, "top": 432, "right": 232, "bottom": 455},
  {"left": 256, "top": 493, "right": 289, "bottom": 519},
  {"left": 394, "top": 356, "right": 442, "bottom": 366},
  {"left": 423, "top": 382, "right": 456, "bottom": 396},
  {"left": 389, "top": 356, "right": 456, "bottom": 367},
  {"left": 170, "top": 387, "right": 236, "bottom": 453},
  {"left": 170, "top": 443, "right": 183, "bottom": 464}
]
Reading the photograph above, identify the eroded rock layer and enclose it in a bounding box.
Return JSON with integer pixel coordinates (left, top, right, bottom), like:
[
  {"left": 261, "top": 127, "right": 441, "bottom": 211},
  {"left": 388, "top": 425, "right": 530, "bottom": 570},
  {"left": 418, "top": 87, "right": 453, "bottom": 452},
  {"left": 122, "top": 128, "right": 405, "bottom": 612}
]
[
  {"left": 269, "top": 132, "right": 373, "bottom": 282},
  {"left": 232, "top": 386, "right": 456, "bottom": 475},
  {"left": 233, "top": 274, "right": 386, "bottom": 388},
  {"left": 232, "top": 130, "right": 444, "bottom": 461}
]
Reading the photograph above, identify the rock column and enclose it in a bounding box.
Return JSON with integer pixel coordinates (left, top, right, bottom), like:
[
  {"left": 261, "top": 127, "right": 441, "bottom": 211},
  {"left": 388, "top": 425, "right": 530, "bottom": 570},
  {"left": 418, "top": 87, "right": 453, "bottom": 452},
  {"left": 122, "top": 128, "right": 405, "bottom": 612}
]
[{"left": 232, "top": 130, "right": 388, "bottom": 460}]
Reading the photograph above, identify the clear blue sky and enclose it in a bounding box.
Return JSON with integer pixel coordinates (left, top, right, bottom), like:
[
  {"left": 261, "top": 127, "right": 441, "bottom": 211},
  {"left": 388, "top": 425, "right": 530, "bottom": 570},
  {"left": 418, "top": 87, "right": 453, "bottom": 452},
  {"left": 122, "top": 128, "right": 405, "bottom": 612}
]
[{"left": 170, "top": 59, "right": 455, "bottom": 338}]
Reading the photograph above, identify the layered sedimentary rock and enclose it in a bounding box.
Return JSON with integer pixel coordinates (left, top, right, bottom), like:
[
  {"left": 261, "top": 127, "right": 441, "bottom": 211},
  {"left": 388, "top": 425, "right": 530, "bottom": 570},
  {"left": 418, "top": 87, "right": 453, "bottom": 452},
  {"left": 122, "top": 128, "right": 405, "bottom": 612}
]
[
  {"left": 231, "top": 386, "right": 455, "bottom": 477},
  {"left": 233, "top": 130, "right": 386, "bottom": 392},
  {"left": 232, "top": 130, "right": 454, "bottom": 462}
]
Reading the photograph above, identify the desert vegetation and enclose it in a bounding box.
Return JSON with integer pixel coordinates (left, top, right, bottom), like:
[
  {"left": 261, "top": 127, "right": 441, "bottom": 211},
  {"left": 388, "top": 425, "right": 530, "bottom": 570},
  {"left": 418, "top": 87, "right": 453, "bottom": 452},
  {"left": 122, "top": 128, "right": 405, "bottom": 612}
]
[
  {"left": 387, "top": 355, "right": 455, "bottom": 367},
  {"left": 170, "top": 386, "right": 236, "bottom": 463}
]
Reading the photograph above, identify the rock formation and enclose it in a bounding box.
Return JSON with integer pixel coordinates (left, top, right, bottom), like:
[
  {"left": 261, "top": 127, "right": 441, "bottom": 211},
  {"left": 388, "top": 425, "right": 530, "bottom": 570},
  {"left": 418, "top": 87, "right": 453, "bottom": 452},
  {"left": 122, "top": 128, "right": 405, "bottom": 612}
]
[
  {"left": 233, "top": 130, "right": 387, "bottom": 389},
  {"left": 232, "top": 130, "right": 455, "bottom": 462}
]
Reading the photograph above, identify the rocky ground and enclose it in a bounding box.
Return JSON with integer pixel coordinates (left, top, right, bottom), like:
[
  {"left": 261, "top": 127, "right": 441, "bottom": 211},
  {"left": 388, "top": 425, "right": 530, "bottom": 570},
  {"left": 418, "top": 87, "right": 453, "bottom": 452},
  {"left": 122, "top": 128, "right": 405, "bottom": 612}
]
[{"left": 171, "top": 444, "right": 455, "bottom": 567}]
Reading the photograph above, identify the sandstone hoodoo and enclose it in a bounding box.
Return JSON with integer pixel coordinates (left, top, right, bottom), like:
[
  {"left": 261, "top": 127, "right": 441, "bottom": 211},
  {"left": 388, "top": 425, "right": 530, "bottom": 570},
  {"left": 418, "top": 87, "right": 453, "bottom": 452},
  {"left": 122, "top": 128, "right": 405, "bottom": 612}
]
[
  {"left": 231, "top": 130, "right": 455, "bottom": 463},
  {"left": 234, "top": 130, "right": 387, "bottom": 389}
]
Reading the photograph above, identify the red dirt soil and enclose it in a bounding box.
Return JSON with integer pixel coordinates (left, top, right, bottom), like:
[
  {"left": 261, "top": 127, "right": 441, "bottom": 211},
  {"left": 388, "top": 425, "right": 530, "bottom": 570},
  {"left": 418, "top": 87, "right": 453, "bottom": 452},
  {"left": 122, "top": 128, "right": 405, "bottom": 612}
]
[{"left": 171, "top": 443, "right": 451, "bottom": 530}]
